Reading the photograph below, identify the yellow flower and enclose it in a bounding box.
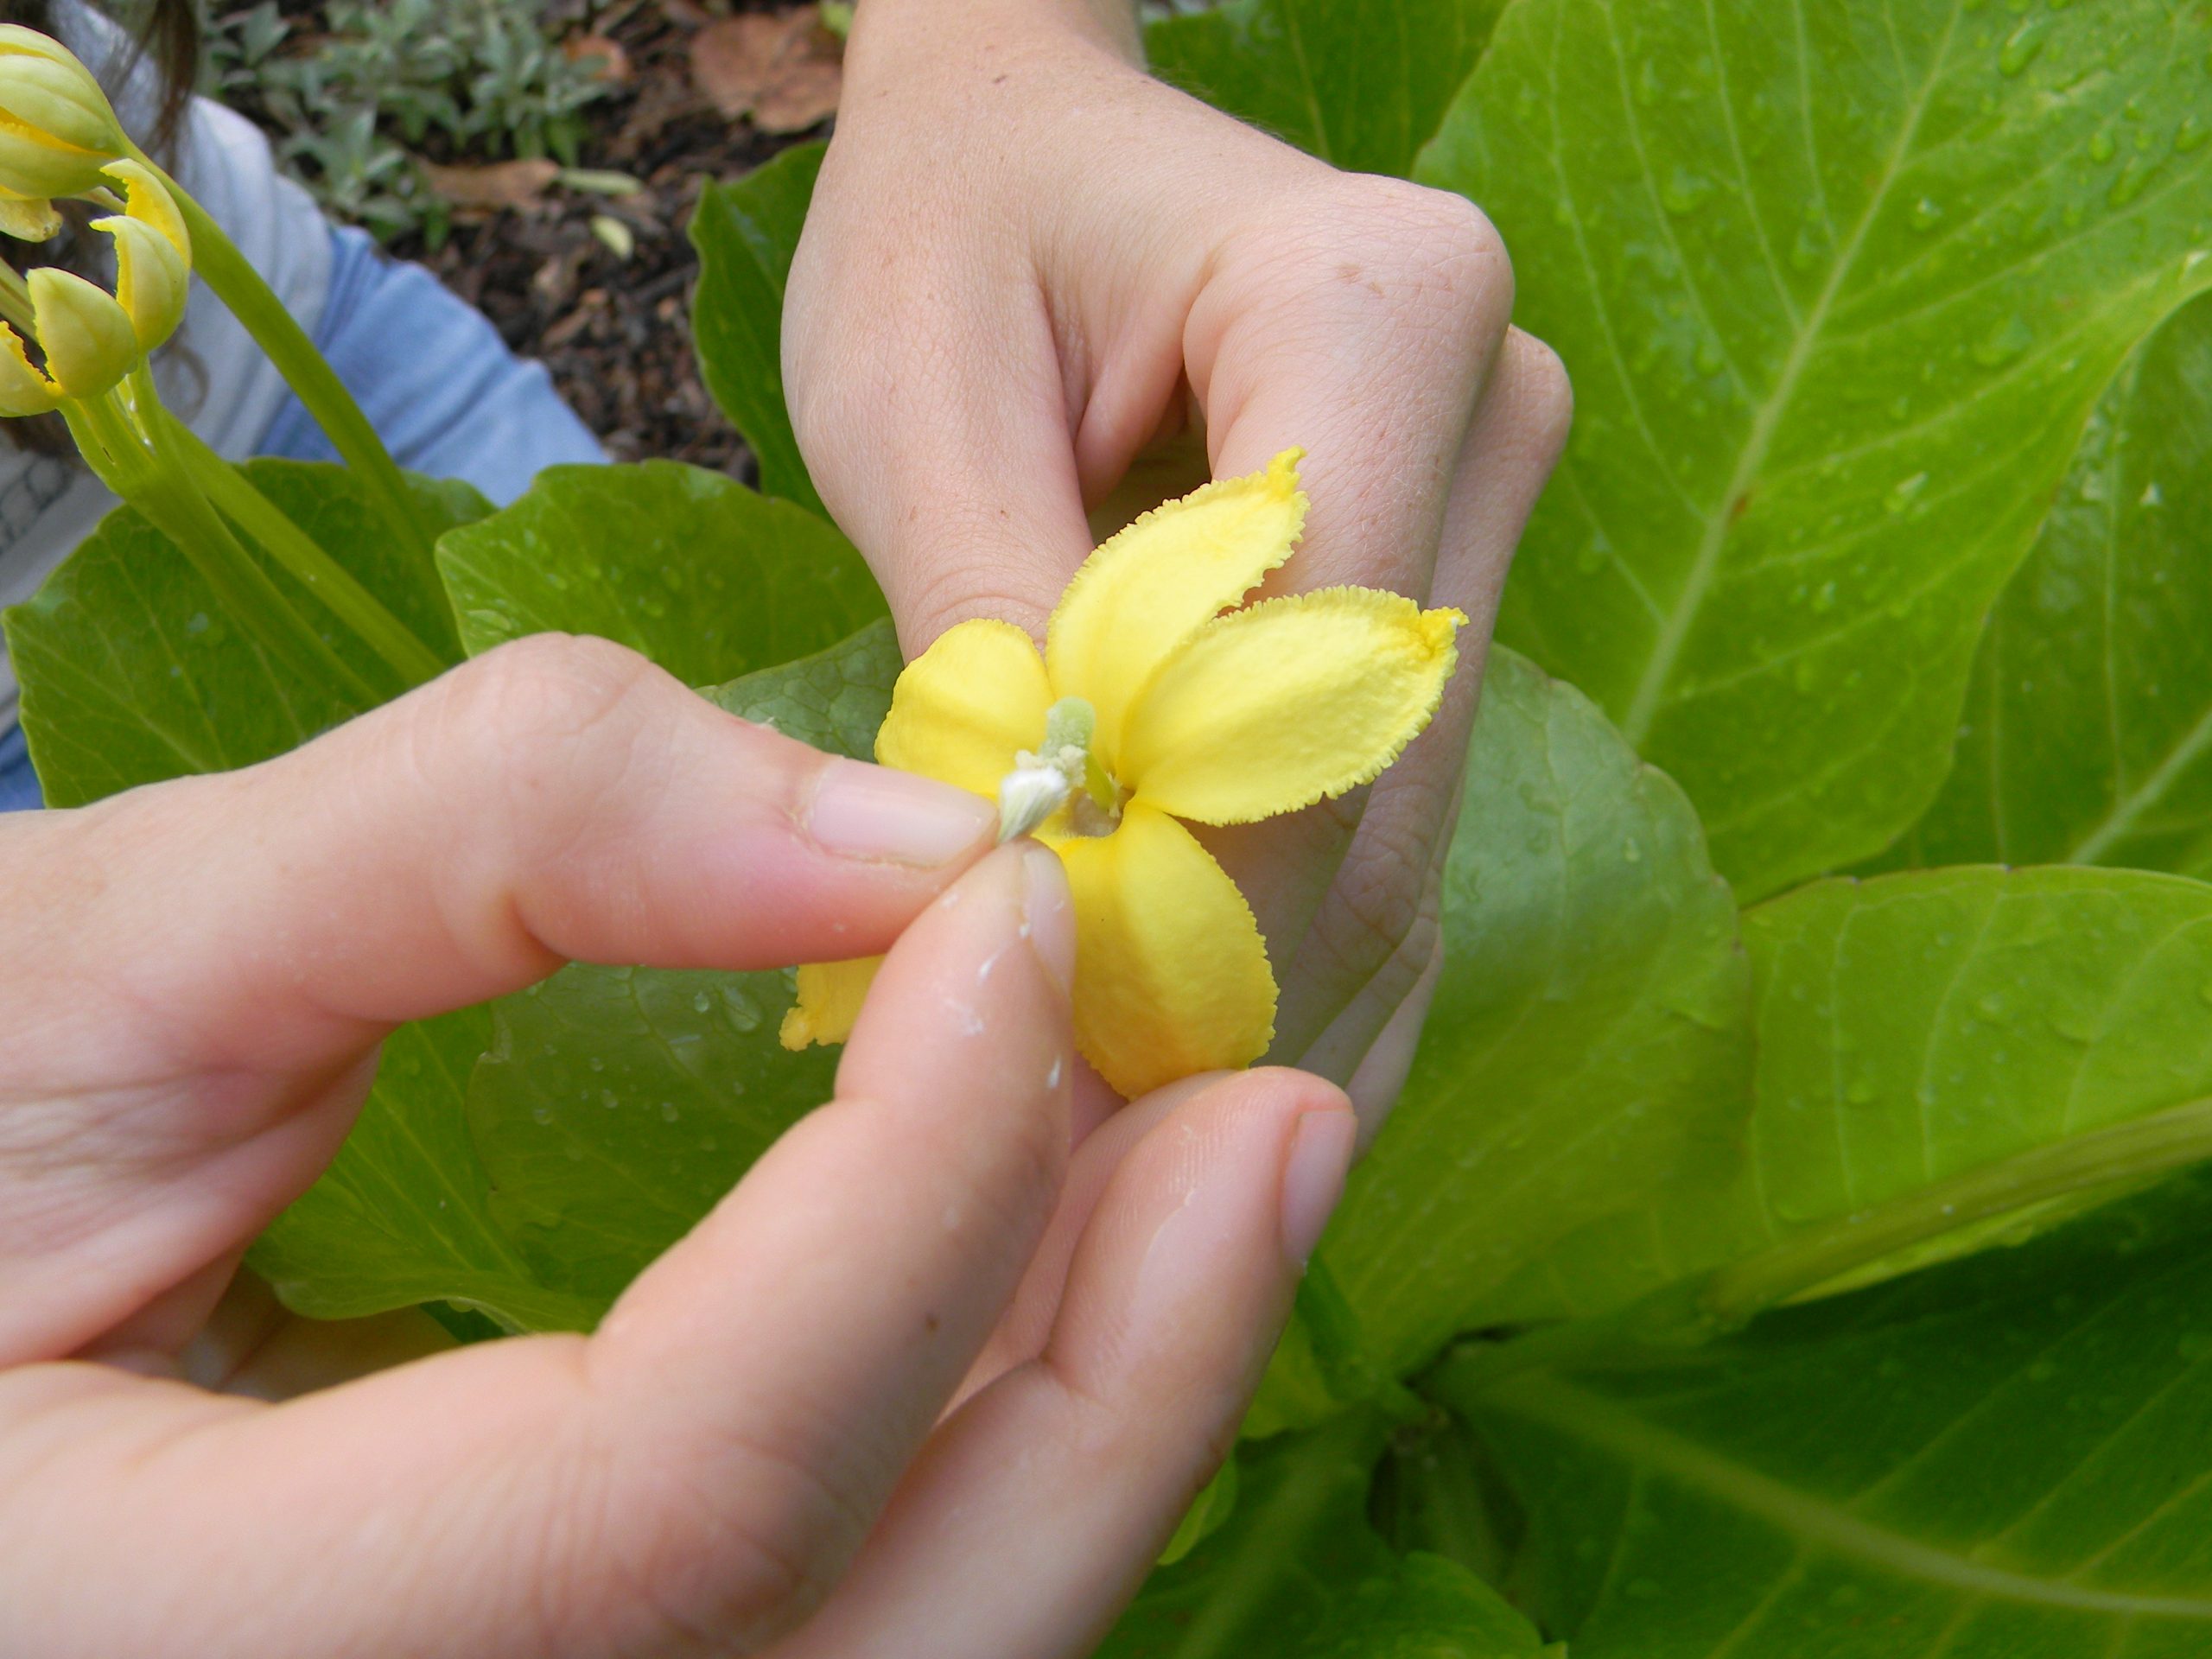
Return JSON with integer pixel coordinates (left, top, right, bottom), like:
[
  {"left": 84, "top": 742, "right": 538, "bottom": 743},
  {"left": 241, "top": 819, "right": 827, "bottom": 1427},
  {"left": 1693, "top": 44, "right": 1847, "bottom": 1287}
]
[
  {"left": 781, "top": 449, "right": 1465, "bottom": 1099},
  {"left": 0, "top": 160, "right": 189, "bottom": 414},
  {"left": 0, "top": 25, "right": 126, "bottom": 205}
]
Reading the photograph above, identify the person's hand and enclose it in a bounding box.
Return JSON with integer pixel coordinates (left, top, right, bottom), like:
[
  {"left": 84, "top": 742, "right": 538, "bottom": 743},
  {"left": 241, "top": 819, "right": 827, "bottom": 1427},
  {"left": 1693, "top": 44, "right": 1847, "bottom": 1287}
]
[
  {"left": 0, "top": 635, "right": 1356, "bottom": 1657},
  {"left": 785, "top": 0, "right": 1573, "bottom": 1128}
]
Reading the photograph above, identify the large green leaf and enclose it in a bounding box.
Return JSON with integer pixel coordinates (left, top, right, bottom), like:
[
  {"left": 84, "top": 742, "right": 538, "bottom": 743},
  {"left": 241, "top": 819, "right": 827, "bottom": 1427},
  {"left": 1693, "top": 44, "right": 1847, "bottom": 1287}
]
[
  {"left": 251, "top": 1010, "right": 598, "bottom": 1332},
  {"left": 1422, "top": 0, "right": 2212, "bottom": 898},
  {"left": 1298, "top": 645, "right": 1749, "bottom": 1387},
  {"left": 6, "top": 460, "right": 480, "bottom": 804},
  {"left": 0, "top": 462, "right": 581, "bottom": 1325},
  {"left": 1897, "top": 288, "right": 2212, "bottom": 875},
  {"left": 689, "top": 143, "right": 828, "bottom": 518},
  {"left": 462, "top": 626, "right": 898, "bottom": 1315},
  {"left": 1146, "top": 0, "right": 1503, "bottom": 179},
  {"left": 1510, "top": 865, "right": 2212, "bottom": 1326},
  {"left": 1436, "top": 1172, "right": 2212, "bottom": 1656},
  {"left": 1100, "top": 1414, "right": 1547, "bottom": 1658},
  {"left": 435, "top": 460, "right": 883, "bottom": 683}
]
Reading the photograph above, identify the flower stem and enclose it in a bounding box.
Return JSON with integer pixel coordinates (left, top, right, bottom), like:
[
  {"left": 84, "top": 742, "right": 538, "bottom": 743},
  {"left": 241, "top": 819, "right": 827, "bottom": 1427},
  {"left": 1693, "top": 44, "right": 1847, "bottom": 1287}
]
[
  {"left": 156, "top": 405, "right": 447, "bottom": 688},
  {"left": 73, "top": 394, "right": 379, "bottom": 704},
  {"left": 128, "top": 145, "right": 438, "bottom": 567}
]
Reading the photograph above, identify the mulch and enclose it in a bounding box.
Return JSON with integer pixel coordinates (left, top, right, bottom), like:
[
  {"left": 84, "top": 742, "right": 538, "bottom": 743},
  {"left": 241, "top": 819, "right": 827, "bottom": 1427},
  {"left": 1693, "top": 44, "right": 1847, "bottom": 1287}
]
[{"left": 245, "top": 0, "right": 830, "bottom": 484}]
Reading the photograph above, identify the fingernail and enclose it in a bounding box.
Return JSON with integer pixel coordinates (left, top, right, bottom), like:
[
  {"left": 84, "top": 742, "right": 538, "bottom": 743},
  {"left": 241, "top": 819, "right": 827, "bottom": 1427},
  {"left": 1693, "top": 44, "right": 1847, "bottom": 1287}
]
[
  {"left": 807, "top": 759, "right": 995, "bottom": 866},
  {"left": 1020, "top": 842, "right": 1076, "bottom": 997},
  {"left": 1280, "top": 1109, "right": 1356, "bottom": 1265}
]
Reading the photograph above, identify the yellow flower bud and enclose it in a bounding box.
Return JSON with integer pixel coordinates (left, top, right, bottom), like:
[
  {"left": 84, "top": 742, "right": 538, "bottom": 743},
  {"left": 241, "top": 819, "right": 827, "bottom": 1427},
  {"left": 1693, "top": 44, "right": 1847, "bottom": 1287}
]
[
  {"left": 0, "top": 26, "right": 126, "bottom": 200},
  {"left": 92, "top": 160, "right": 189, "bottom": 352},
  {"left": 0, "top": 323, "right": 60, "bottom": 416},
  {"left": 28, "top": 264, "right": 136, "bottom": 398}
]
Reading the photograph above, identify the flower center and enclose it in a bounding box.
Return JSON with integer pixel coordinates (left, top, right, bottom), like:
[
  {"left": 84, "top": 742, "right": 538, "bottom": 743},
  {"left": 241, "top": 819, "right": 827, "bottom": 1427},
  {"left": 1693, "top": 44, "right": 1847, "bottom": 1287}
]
[{"left": 996, "top": 696, "right": 1123, "bottom": 841}]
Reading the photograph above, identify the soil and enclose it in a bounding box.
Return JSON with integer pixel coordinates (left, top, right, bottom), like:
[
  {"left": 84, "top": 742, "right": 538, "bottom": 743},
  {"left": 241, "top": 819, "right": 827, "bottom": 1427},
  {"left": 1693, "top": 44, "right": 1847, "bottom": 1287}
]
[{"left": 238, "top": 0, "right": 832, "bottom": 484}]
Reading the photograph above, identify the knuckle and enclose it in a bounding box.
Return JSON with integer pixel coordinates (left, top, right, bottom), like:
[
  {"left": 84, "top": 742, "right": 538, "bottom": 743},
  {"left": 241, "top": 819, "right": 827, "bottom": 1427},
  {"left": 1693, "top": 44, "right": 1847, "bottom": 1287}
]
[
  {"left": 895, "top": 548, "right": 1055, "bottom": 652},
  {"left": 436, "top": 633, "right": 663, "bottom": 764},
  {"left": 588, "top": 1418, "right": 860, "bottom": 1651},
  {"left": 1344, "top": 178, "right": 1514, "bottom": 334},
  {"left": 420, "top": 635, "right": 669, "bottom": 867}
]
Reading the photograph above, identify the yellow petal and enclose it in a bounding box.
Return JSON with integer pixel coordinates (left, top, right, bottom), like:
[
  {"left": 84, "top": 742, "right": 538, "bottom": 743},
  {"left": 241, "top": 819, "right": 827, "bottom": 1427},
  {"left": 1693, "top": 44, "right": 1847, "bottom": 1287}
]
[
  {"left": 1046, "top": 448, "right": 1306, "bottom": 766},
  {"left": 96, "top": 215, "right": 187, "bottom": 352},
  {"left": 876, "top": 618, "right": 1052, "bottom": 798},
  {"left": 0, "top": 320, "right": 58, "bottom": 415},
  {"left": 779, "top": 957, "right": 882, "bottom": 1050},
  {"left": 100, "top": 159, "right": 189, "bottom": 261},
  {"left": 0, "top": 194, "right": 58, "bottom": 239},
  {"left": 28, "top": 264, "right": 136, "bottom": 397},
  {"left": 1121, "top": 588, "right": 1465, "bottom": 826},
  {"left": 1058, "top": 801, "right": 1276, "bottom": 1098}
]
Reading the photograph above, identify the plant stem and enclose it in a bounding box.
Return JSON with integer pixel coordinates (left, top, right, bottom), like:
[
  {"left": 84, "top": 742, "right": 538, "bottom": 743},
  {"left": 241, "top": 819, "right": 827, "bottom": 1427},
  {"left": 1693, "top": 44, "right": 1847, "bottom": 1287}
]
[
  {"left": 74, "top": 395, "right": 379, "bottom": 704},
  {"left": 157, "top": 407, "right": 446, "bottom": 688},
  {"left": 1428, "top": 1093, "right": 2212, "bottom": 1402},
  {"left": 129, "top": 144, "right": 437, "bottom": 566}
]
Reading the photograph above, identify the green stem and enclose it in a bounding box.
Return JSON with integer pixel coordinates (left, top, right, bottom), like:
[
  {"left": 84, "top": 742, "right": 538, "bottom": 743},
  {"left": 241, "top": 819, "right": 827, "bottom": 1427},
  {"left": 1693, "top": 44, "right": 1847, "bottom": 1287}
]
[
  {"left": 130, "top": 144, "right": 437, "bottom": 566},
  {"left": 157, "top": 406, "right": 445, "bottom": 688},
  {"left": 76, "top": 395, "right": 379, "bottom": 704},
  {"left": 1428, "top": 1093, "right": 2212, "bottom": 1402}
]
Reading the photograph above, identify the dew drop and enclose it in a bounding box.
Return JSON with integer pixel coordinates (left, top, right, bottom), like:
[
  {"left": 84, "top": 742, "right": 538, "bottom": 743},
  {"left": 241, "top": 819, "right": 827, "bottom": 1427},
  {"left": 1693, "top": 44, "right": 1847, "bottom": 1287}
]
[
  {"left": 1972, "top": 314, "right": 2034, "bottom": 368},
  {"left": 1998, "top": 17, "right": 2049, "bottom": 76},
  {"left": 659, "top": 1102, "right": 679, "bottom": 1122},
  {"left": 2088, "top": 129, "right": 2117, "bottom": 163},
  {"left": 1910, "top": 196, "right": 1943, "bottom": 230},
  {"left": 1661, "top": 167, "right": 1715, "bottom": 214},
  {"left": 1885, "top": 471, "right": 1930, "bottom": 514}
]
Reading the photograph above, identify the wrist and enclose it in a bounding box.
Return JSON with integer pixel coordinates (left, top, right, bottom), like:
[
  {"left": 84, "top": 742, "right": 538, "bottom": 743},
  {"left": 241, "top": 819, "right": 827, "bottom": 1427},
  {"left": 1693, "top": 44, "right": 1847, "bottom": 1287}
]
[{"left": 846, "top": 0, "right": 1143, "bottom": 81}]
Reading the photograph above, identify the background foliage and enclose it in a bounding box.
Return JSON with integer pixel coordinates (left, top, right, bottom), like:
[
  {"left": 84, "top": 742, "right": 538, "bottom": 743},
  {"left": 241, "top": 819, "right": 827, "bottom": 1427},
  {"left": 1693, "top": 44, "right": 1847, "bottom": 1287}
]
[{"left": 17, "top": 0, "right": 2212, "bottom": 1651}]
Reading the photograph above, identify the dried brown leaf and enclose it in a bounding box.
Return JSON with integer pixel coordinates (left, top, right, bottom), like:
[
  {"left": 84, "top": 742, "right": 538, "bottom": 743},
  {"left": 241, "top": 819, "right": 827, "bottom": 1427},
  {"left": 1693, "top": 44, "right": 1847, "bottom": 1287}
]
[
  {"left": 689, "top": 10, "right": 842, "bottom": 132},
  {"left": 421, "top": 158, "right": 562, "bottom": 212}
]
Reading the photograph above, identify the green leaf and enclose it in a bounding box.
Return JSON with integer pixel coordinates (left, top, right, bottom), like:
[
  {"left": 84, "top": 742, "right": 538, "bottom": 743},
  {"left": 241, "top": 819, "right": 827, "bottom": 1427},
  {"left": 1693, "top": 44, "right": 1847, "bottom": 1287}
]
[
  {"left": 466, "top": 965, "right": 836, "bottom": 1311},
  {"left": 6, "top": 460, "right": 481, "bottom": 805},
  {"left": 1293, "top": 646, "right": 1749, "bottom": 1389},
  {"left": 1512, "top": 864, "right": 2212, "bottom": 1327},
  {"left": 251, "top": 1010, "right": 598, "bottom": 1332},
  {"left": 1146, "top": 0, "right": 1503, "bottom": 179},
  {"left": 1421, "top": 0, "right": 2212, "bottom": 899},
  {"left": 435, "top": 460, "right": 885, "bottom": 683},
  {"left": 0, "top": 462, "right": 579, "bottom": 1326},
  {"left": 1896, "top": 288, "right": 2212, "bottom": 876},
  {"left": 698, "top": 615, "right": 902, "bottom": 757},
  {"left": 460, "top": 626, "right": 898, "bottom": 1315},
  {"left": 1434, "top": 1173, "right": 2212, "bottom": 1656},
  {"left": 688, "top": 143, "right": 828, "bottom": 518},
  {"left": 1101, "top": 1414, "right": 1545, "bottom": 1658}
]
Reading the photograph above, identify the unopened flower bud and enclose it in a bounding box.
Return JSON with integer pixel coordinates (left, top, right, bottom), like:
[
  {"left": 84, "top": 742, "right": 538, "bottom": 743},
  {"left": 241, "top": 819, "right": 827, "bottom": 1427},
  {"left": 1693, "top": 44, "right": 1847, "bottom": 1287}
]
[
  {"left": 0, "top": 323, "right": 59, "bottom": 416},
  {"left": 92, "top": 160, "right": 188, "bottom": 352},
  {"left": 0, "top": 26, "right": 125, "bottom": 201},
  {"left": 28, "top": 264, "right": 136, "bottom": 398}
]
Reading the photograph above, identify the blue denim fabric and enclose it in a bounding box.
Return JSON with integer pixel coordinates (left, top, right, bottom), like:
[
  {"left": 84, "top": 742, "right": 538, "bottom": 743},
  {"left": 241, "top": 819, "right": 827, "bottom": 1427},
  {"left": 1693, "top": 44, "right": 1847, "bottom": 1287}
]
[
  {"left": 0, "top": 226, "right": 606, "bottom": 812},
  {"left": 257, "top": 225, "right": 606, "bottom": 501},
  {"left": 0, "top": 723, "right": 35, "bottom": 812}
]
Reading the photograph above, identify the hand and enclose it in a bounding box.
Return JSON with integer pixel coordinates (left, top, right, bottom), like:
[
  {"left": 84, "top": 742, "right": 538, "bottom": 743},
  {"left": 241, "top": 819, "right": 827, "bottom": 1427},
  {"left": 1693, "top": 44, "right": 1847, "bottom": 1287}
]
[
  {"left": 0, "top": 635, "right": 1355, "bottom": 1657},
  {"left": 785, "top": 0, "right": 1572, "bottom": 1128}
]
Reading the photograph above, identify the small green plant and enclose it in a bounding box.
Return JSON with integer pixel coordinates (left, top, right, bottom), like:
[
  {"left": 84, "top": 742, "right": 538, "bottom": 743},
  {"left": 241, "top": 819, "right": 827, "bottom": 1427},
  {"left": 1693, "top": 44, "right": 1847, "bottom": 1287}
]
[{"left": 201, "top": 0, "right": 613, "bottom": 243}]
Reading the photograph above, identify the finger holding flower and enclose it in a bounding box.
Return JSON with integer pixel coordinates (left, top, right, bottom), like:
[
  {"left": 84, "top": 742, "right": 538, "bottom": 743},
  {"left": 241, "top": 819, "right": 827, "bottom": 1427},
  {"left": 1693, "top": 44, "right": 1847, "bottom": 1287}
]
[{"left": 785, "top": 449, "right": 1465, "bottom": 1101}]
